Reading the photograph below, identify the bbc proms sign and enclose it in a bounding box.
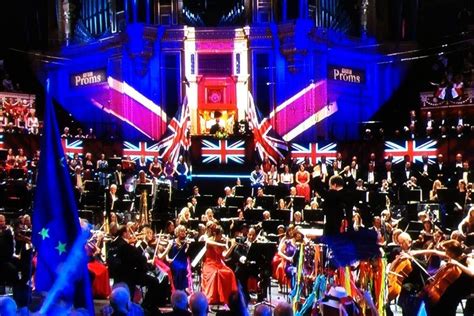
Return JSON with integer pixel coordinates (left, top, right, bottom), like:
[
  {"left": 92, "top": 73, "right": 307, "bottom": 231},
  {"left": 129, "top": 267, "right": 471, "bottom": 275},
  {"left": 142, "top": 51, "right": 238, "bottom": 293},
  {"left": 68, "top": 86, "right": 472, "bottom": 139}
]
[
  {"left": 70, "top": 69, "right": 107, "bottom": 87},
  {"left": 328, "top": 65, "right": 365, "bottom": 84}
]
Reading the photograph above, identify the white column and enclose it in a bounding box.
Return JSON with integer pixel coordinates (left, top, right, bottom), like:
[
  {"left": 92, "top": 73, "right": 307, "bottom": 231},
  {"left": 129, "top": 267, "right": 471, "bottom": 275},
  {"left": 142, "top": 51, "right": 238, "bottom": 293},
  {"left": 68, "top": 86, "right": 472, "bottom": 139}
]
[
  {"left": 234, "top": 27, "right": 250, "bottom": 121},
  {"left": 183, "top": 26, "right": 199, "bottom": 134}
]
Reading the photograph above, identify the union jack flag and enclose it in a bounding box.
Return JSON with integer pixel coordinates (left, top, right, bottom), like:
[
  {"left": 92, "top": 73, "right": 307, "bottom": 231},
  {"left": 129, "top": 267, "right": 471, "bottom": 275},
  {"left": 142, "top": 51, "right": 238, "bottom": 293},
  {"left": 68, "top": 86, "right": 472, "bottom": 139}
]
[
  {"left": 290, "top": 142, "right": 337, "bottom": 165},
  {"left": 384, "top": 140, "right": 438, "bottom": 164},
  {"left": 157, "top": 97, "right": 191, "bottom": 164},
  {"left": 123, "top": 141, "right": 160, "bottom": 161},
  {"left": 61, "top": 139, "right": 83, "bottom": 158},
  {"left": 0, "top": 133, "right": 3, "bottom": 149},
  {"left": 269, "top": 81, "right": 338, "bottom": 142},
  {"left": 247, "top": 92, "right": 288, "bottom": 163},
  {"left": 201, "top": 139, "right": 245, "bottom": 164}
]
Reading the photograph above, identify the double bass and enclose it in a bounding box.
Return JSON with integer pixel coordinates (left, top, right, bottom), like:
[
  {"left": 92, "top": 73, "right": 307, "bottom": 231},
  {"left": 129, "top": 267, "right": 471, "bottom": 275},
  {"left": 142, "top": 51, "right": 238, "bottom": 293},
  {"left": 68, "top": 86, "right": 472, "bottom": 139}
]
[{"left": 387, "top": 254, "right": 413, "bottom": 301}]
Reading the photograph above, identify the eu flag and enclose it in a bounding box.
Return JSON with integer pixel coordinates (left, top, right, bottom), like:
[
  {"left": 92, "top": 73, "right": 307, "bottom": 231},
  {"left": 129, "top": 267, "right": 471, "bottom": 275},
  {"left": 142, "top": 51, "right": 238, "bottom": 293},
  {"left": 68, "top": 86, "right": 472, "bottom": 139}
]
[{"left": 32, "top": 80, "right": 94, "bottom": 314}]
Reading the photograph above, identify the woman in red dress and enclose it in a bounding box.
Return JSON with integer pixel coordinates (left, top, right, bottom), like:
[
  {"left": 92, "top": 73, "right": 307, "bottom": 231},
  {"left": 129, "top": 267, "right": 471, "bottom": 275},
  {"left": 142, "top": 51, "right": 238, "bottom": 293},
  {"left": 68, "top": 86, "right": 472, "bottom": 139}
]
[
  {"left": 295, "top": 164, "right": 311, "bottom": 202},
  {"left": 201, "top": 225, "right": 238, "bottom": 305}
]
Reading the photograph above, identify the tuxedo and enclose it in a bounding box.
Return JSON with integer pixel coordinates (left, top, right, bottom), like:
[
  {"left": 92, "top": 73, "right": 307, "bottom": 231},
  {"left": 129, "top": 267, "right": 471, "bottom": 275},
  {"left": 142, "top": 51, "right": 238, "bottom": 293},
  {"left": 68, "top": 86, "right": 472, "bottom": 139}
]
[
  {"left": 365, "top": 170, "right": 378, "bottom": 187},
  {"left": 430, "top": 162, "right": 447, "bottom": 183},
  {"left": 318, "top": 161, "right": 333, "bottom": 182},
  {"left": 397, "top": 168, "right": 417, "bottom": 187},
  {"left": 333, "top": 159, "right": 344, "bottom": 175},
  {"left": 322, "top": 189, "right": 352, "bottom": 235},
  {"left": 109, "top": 237, "right": 166, "bottom": 310},
  {"left": 456, "top": 168, "right": 474, "bottom": 184},
  {"left": 416, "top": 161, "right": 434, "bottom": 201},
  {"left": 106, "top": 191, "right": 120, "bottom": 215},
  {"left": 113, "top": 170, "right": 124, "bottom": 186},
  {"left": 381, "top": 169, "right": 396, "bottom": 186}
]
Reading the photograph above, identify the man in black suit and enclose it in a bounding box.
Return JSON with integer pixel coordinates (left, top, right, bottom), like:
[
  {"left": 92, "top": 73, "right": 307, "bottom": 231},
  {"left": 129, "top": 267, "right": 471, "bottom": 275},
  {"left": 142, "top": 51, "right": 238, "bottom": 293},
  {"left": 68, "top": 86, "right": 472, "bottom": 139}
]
[
  {"left": 397, "top": 161, "right": 417, "bottom": 188},
  {"left": 430, "top": 153, "right": 447, "bottom": 185},
  {"left": 0, "top": 214, "right": 18, "bottom": 294},
  {"left": 322, "top": 175, "right": 352, "bottom": 235},
  {"left": 105, "top": 184, "right": 120, "bottom": 219},
  {"left": 209, "top": 118, "right": 221, "bottom": 135},
  {"left": 110, "top": 226, "right": 164, "bottom": 315},
  {"left": 416, "top": 155, "right": 433, "bottom": 201}
]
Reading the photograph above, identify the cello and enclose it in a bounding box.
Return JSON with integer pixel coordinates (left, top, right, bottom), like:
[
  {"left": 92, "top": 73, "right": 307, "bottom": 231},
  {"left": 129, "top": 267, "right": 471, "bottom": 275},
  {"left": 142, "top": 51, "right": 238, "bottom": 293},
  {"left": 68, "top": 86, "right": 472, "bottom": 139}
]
[
  {"left": 387, "top": 254, "right": 413, "bottom": 301},
  {"left": 423, "top": 262, "right": 462, "bottom": 305}
]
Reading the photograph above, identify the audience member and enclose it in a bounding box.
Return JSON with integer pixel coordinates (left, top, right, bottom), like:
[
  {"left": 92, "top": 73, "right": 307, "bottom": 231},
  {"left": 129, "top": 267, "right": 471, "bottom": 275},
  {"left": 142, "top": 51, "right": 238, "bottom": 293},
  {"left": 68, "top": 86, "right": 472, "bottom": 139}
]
[
  {"left": 0, "top": 296, "right": 17, "bottom": 316},
  {"left": 165, "top": 290, "right": 191, "bottom": 316},
  {"left": 254, "top": 304, "right": 272, "bottom": 316},
  {"left": 274, "top": 301, "right": 293, "bottom": 316},
  {"left": 189, "top": 292, "right": 208, "bottom": 316}
]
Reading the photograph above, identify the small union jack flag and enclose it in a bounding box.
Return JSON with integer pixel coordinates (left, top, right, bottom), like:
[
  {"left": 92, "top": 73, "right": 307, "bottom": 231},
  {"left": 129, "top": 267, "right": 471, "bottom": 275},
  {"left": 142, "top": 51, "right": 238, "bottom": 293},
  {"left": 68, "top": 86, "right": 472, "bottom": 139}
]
[
  {"left": 290, "top": 142, "right": 337, "bottom": 165},
  {"left": 61, "top": 139, "right": 83, "bottom": 158},
  {"left": 384, "top": 139, "right": 438, "bottom": 164},
  {"left": 247, "top": 92, "right": 288, "bottom": 163},
  {"left": 158, "top": 97, "right": 191, "bottom": 164},
  {"left": 201, "top": 139, "right": 245, "bottom": 164},
  {"left": 123, "top": 141, "right": 161, "bottom": 161}
]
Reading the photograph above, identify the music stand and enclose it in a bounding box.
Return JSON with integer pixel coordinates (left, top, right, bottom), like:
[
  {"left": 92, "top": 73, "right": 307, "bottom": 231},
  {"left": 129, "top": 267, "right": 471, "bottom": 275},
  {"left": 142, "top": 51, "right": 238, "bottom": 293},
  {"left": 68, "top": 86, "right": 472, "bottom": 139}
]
[
  {"left": 195, "top": 195, "right": 215, "bottom": 217},
  {"left": 272, "top": 209, "right": 291, "bottom": 223},
  {"left": 226, "top": 196, "right": 245, "bottom": 208},
  {"left": 234, "top": 185, "right": 251, "bottom": 197},
  {"left": 437, "top": 188, "right": 456, "bottom": 203},
  {"left": 108, "top": 157, "right": 122, "bottom": 170},
  {"left": 84, "top": 180, "right": 101, "bottom": 192},
  {"left": 9, "top": 168, "right": 25, "bottom": 179},
  {"left": 116, "top": 199, "right": 133, "bottom": 213},
  {"left": 354, "top": 190, "right": 369, "bottom": 203},
  {"left": 400, "top": 189, "right": 422, "bottom": 203},
  {"left": 0, "top": 149, "right": 7, "bottom": 161},
  {"left": 370, "top": 191, "right": 389, "bottom": 208},
  {"left": 303, "top": 208, "right": 324, "bottom": 225},
  {"left": 196, "top": 195, "right": 215, "bottom": 208},
  {"left": 245, "top": 209, "right": 263, "bottom": 223},
  {"left": 285, "top": 196, "right": 305, "bottom": 211},
  {"left": 226, "top": 206, "right": 240, "bottom": 218},
  {"left": 188, "top": 241, "right": 206, "bottom": 269},
  {"left": 263, "top": 185, "right": 285, "bottom": 199},
  {"left": 136, "top": 183, "right": 153, "bottom": 195},
  {"left": 255, "top": 195, "right": 275, "bottom": 210},
  {"left": 262, "top": 220, "right": 283, "bottom": 234}
]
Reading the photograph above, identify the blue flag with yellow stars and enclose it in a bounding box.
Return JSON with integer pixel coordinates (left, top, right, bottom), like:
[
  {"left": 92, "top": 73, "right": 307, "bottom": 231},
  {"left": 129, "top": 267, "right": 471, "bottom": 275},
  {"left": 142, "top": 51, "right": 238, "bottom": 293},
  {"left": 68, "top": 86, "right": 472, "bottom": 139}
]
[{"left": 32, "top": 79, "right": 94, "bottom": 314}]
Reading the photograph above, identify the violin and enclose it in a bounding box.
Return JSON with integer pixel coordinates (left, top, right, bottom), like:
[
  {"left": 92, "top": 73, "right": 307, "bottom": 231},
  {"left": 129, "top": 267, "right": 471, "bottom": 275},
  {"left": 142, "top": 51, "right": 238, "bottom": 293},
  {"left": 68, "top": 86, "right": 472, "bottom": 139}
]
[
  {"left": 387, "top": 254, "right": 413, "bottom": 301},
  {"left": 423, "top": 261, "right": 462, "bottom": 305}
]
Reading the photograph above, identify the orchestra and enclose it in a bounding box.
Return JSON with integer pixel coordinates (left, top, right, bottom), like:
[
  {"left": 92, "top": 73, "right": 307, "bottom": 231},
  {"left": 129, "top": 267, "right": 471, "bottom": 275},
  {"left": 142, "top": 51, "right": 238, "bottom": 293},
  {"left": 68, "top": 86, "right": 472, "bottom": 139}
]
[{"left": 1, "top": 152, "right": 473, "bottom": 316}]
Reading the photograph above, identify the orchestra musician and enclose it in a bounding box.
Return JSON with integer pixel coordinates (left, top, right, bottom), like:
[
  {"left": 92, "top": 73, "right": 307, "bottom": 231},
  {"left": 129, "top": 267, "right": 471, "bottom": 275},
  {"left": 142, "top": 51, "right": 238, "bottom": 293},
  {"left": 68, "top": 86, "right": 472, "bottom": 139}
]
[
  {"left": 105, "top": 184, "right": 119, "bottom": 220},
  {"left": 230, "top": 227, "right": 258, "bottom": 301},
  {"left": 0, "top": 214, "right": 19, "bottom": 295},
  {"left": 280, "top": 164, "right": 294, "bottom": 192},
  {"left": 408, "top": 240, "right": 474, "bottom": 316},
  {"left": 201, "top": 225, "right": 238, "bottom": 305},
  {"left": 250, "top": 165, "right": 265, "bottom": 196},
  {"left": 167, "top": 225, "right": 193, "bottom": 293},
  {"left": 295, "top": 164, "right": 311, "bottom": 202},
  {"left": 148, "top": 156, "right": 162, "bottom": 178},
  {"left": 14, "top": 215, "right": 33, "bottom": 294},
  {"left": 135, "top": 226, "right": 172, "bottom": 297},
  {"left": 458, "top": 206, "right": 474, "bottom": 246},
  {"left": 108, "top": 225, "right": 163, "bottom": 314},
  {"left": 322, "top": 175, "right": 351, "bottom": 235},
  {"left": 387, "top": 232, "right": 426, "bottom": 315}
]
